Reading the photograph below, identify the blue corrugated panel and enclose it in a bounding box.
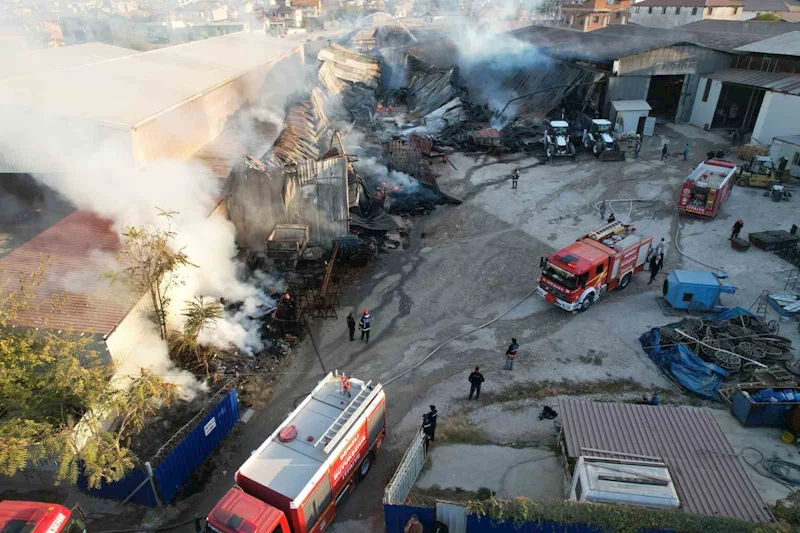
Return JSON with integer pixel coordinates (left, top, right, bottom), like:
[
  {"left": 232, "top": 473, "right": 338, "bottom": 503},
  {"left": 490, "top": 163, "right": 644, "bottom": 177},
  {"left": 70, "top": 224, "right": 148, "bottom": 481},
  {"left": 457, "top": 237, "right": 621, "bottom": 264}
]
[
  {"left": 383, "top": 504, "right": 435, "bottom": 533},
  {"left": 78, "top": 467, "right": 159, "bottom": 507},
  {"left": 155, "top": 389, "right": 240, "bottom": 504}
]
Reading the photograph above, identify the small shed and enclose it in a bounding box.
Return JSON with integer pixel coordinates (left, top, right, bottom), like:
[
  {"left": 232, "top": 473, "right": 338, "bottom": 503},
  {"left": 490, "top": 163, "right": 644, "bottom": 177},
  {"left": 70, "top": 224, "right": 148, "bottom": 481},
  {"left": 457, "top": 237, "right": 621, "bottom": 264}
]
[
  {"left": 610, "top": 100, "right": 653, "bottom": 136},
  {"left": 769, "top": 135, "right": 800, "bottom": 178}
]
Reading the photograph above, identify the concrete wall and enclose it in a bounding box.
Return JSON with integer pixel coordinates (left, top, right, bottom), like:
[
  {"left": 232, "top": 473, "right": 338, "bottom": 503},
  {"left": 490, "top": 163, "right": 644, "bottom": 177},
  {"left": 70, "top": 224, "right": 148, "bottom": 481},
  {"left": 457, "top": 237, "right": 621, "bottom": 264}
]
[
  {"left": 629, "top": 5, "right": 741, "bottom": 28},
  {"left": 752, "top": 92, "right": 800, "bottom": 145},
  {"left": 689, "top": 77, "right": 722, "bottom": 129},
  {"left": 130, "top": 47, "right": 303, "bottom": 165}
]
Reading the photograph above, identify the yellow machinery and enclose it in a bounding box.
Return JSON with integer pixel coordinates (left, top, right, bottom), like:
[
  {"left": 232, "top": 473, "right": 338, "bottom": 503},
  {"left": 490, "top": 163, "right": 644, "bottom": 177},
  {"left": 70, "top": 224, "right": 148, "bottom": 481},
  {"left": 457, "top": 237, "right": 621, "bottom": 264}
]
[{"left": 736, "top": 156, "right": 782, "bottom": 188}]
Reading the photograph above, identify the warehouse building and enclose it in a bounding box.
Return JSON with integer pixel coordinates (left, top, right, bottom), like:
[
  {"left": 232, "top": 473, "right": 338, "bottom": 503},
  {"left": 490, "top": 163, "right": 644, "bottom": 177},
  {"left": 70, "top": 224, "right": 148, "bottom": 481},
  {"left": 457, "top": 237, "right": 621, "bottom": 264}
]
[
  {"left": 689, "top": 31, "right": 800, "bottom": 144},
  {"left": 0, "top": 32, "right": 304, "bottom": 374}
]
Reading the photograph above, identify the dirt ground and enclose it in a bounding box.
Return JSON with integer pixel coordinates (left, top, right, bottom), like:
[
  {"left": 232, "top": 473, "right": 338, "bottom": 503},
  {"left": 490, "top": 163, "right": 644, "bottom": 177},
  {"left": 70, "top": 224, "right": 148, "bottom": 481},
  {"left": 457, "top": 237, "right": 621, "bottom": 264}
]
[{"left": 15, "top": 123, "right": 799, "bottom": 531}]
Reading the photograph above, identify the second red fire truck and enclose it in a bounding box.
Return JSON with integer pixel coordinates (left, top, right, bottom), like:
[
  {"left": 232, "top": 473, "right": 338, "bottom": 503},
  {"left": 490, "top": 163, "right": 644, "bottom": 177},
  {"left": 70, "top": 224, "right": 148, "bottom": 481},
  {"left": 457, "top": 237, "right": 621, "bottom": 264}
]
[
  {"left": 206, "top": 371, "right": 386, "bottom": 533},
  {"left": 537, "top": 222, "right": 653, "bottom": 312}
]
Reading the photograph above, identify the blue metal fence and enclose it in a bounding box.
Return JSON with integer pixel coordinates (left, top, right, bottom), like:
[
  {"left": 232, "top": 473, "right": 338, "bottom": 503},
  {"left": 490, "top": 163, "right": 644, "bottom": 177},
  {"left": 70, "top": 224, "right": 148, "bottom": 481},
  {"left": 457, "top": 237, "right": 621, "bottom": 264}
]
[
  {"left": 79, "top": 388, "right": 240, "bottom": 506},
  {"left": 384, "top": 504, "right": 436, "bottom": 533},
  {"left": 155, "top": 388, "right": 240, "bottom": 504}
]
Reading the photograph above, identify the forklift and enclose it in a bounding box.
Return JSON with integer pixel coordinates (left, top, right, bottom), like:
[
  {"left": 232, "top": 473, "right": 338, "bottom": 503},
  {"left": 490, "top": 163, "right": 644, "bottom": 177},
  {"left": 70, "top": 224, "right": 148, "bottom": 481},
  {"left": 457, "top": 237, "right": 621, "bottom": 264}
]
[{"left": 735, "top": 156, "right": 782, "bottom": 188}]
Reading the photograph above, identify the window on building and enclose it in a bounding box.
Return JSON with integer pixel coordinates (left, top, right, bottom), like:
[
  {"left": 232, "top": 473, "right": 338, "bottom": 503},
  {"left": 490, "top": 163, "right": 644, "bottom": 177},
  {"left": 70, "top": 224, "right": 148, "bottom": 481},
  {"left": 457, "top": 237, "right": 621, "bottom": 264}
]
[
  {"left": 616, "top": 11, "right": 621, "bottom": 17},
  {"left": 675, "top": 6, "right": 680, "bottom": 13},
  {"left": 702, "top": 78, "right": 712, "bottom": 102},
  {"left": 648, "top": 6, "right": 653, "bottom": 13},
  {"left": 593, "top": 15, "right": 599, "bottom": 22},
  {"left": 662, "top": 6, "right": 667, "bottom": 13},
  {"left": 734, "top": 6, "right": 738, "bottom": 13},
  {"left": 708, "top": 6, "right": 714, "bottom": 14},
  {"left": 793, "top": 152, "right": 800, "bottom": 166},
  {"left": 635, "top": 6, "right": 639, "bottom": 12},
  {"left": 691, "top": 6, "right": 697, "bottom": 14}
]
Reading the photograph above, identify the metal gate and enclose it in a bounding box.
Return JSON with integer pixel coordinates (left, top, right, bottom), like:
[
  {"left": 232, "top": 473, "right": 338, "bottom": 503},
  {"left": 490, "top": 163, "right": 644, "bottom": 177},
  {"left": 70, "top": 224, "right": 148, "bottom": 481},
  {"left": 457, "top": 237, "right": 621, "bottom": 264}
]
[
  {"left": 436, "top": 501, "right": 467, "bottom": 533},
  {"left": 384, "top": 428, "right": 427, "bottom": 504}
]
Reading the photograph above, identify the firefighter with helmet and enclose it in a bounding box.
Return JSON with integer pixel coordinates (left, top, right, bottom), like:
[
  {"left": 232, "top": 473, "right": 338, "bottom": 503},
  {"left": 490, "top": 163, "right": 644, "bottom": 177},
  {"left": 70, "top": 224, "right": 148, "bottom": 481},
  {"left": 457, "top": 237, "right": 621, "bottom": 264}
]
[{"left": 359, "top": 309, "right": 372, "bottom": 343}]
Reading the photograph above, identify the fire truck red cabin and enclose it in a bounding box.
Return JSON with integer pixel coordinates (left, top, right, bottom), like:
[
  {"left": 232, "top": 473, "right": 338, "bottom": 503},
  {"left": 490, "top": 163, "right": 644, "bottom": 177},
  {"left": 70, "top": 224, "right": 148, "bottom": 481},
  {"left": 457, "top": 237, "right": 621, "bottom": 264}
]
[{"left": 677, "top": 159, "right": 737, "bottom": 219}]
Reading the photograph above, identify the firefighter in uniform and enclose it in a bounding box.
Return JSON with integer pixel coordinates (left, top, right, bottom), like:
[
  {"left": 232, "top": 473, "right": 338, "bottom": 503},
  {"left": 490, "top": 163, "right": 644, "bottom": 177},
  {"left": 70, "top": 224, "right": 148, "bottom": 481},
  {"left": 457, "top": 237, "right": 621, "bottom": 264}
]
[{"left": 359, "top": 309, "right": 372, "bottom": 343}]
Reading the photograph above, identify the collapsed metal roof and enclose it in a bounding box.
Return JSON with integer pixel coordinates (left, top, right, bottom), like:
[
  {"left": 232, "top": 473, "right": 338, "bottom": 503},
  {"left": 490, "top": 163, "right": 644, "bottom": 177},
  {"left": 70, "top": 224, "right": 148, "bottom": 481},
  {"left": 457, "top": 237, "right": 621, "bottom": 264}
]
[
  {"left": 558, "top": 399, "right": 773, "bottom": 523},
  {"left": 317, "top": 44, "right": 381, "bottom": 89}
]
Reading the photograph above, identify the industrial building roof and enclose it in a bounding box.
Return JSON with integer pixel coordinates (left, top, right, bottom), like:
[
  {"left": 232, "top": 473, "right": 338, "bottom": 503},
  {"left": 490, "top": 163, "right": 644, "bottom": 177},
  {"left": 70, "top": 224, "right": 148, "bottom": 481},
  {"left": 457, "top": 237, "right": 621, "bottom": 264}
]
[
  {"left": 511, "top": 23, "right": 767, "bottom": 62},
  {"left": 735, "top": 30, "right": 800, "bottom": 56},
  {"left": 680, "top": 19, "right": 798, "bottom": 36},
  {"left": 0, "top": 211, "right": 136, "bottom": 335},
  {"left": 775, "top": 134, "right": 800, "bottom": 145},
  {"left": 0, "top": 42, "right": 138, "bottom": 82},
  {"left": 0, "top": 33, "right": 301, "bottom": 128},
  {"left": 707, "top": 68, "right": 800, "bottom": 94},
  {"left": 634, "top": 0, "right": 741, "bottom": 6},
  {"left": 558, "top": 399, "right": 773, "bottom": 523}
]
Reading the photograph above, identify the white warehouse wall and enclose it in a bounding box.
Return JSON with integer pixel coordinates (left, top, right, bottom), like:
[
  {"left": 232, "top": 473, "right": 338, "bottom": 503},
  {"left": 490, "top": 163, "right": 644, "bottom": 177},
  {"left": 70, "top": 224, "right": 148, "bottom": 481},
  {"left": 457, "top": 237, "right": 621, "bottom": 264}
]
[
  {"left": 689, "top": 77, "right": 722, "bottom": 129},
  {"left": 752, "top": 92, "right": 800, "bottom": 145}
]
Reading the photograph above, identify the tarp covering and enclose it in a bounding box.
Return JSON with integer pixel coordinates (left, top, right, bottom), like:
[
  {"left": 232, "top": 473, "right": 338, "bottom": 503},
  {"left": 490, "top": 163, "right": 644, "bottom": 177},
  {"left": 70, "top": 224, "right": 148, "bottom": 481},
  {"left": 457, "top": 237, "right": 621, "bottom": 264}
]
[
  {"left": 639, "top": 327, "right": 728, "bottom": 399},
  {"left": 712, "top": 306, "right": 757, "bottom": 322}
]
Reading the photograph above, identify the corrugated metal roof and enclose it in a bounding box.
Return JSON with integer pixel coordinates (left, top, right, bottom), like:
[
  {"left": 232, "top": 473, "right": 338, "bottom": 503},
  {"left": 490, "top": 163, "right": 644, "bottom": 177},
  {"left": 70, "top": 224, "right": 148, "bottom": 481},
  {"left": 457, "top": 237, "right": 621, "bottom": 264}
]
[
  {"left": 635, "top": 0, "right": 741, "bottom": 6},
  {"left": 0, "top": 211, "right": 137, "bottom": 335},
  {"left": 707, "top": 68, "right": 800, "bottom": 94},
  {"left": 558, "top": 399, "right": 774, "bottom": 523},
  {"left": 681, "top": 19, "right": 798, "bottom": 35},
  {"left": 0, "top": 33, "right": 302, "bottom": 127},
  {"left": 735, "top": 31, "right": 800, "bottom": 56},
  {"left": 0, "top": 42, "right": 138, "bottom": 82}
]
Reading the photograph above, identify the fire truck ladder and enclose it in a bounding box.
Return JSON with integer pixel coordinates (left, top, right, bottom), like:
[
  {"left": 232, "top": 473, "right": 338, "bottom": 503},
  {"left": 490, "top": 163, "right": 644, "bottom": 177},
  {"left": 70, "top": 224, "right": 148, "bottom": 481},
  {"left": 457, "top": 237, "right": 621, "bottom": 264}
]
[
  {"left": 588, "top": 221, "right": 624, "bottom": 241},
  {"left": 315, "top": 380, "right": 373, "bottom": 454}
]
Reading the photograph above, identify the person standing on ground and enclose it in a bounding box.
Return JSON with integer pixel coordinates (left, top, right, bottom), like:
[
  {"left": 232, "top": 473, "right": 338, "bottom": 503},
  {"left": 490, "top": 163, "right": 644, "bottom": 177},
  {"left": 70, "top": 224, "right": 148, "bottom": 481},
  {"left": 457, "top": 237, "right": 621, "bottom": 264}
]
[
  {"left": 683, "top": 143, "right": 690, "bottom": 161},
  {"left": 512, "top": 168, "right": 520, "bottom": 189},
  {"left": 404, "top": 515, "right": 423, "bottom": 533},
  {"left": 468, "top": 366, "right": 485, "bottom": 400},
  {"left": 648, "top": 254, "right": 662, "bottom": 285},
  {"left": 634, "top": 136, "right": 642, "bottom": 159},
  {"left": 359, "top": 309, "right": 372, "bottom": 343},
  {"left": 656, "top": 237, "right": 666, "bottom": 258},
  {"left": 661, "top": 143, "right": 668, "bottom": 161},
  {"left": 423, "top": 405, "right": 437, "bottom": 441},
  {"left": 731, "top": 219, "right": 744, "bottom": 240},
  {"left": 599, "top": 200, "right": 607, "bottom": 220},
  {"left": 346, "top": 312, "right": 356, "bottom": 342},
  {"left": 504, "top": 338, "right": 519, "bottom": 370}
]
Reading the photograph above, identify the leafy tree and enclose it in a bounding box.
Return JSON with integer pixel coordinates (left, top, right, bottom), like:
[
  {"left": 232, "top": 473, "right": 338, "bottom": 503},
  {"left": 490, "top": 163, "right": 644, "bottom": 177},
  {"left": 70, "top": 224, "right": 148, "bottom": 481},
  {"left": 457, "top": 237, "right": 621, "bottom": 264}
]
[
  {"left": 169, "top": 297, "right": 223, "bottom": 375},
  {"left": 754, "top": 12, "right": 781, "bottom": 20},
  {"left": 0, "top": 265, "right": 179, "bottom": 488},
  {"left": 107, "top": 210, "right": 194, "bottom": 340}
]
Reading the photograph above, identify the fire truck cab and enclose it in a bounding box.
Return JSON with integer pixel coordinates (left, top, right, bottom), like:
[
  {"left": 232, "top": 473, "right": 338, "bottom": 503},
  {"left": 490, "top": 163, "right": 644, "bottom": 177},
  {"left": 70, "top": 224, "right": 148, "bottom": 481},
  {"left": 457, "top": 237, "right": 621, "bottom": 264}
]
[
  {"left": 0, "top": 501, "right": 86, "bottom": 533},
  {"left": 537, "top": 222, "right": 652, "bottom": 312}
]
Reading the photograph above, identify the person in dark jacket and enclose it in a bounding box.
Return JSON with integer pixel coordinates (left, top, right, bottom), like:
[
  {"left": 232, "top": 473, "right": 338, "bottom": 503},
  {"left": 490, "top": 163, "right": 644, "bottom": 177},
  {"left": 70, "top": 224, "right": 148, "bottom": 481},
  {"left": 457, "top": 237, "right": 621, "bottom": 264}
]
[
  {"left": 359, "top": 309, "right": 372, "bottom": 343},
  {"left": 346, "top": 312, "right": 356, "bottom": 341},
  {"left": 648, "top": 254, "right": 662, "bottom": 285},
  {"left": 661, "top": 143, "right": 668, "bottom": 161},
  {"left": 511, "top": 168, "right": 520, "bottom": 189},
  {"left": 423, "top": 405, "right": 437, "bottom": 442},
  {"left": 731, "top": 219, "right": 744, "bottom": 240},
  {"left": 468, "top": 366, "right": 485, "bottom": 400},
  {"left": 504, "top": 339, "right": 519, "bottom": 370}
]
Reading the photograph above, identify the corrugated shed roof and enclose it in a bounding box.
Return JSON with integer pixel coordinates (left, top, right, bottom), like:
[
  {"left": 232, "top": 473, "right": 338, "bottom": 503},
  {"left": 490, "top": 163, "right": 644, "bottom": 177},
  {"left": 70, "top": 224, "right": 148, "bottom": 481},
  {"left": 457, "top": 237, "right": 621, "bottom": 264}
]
[
  {"left": 558, "top": 399, "right": 773, "bottom": 523},
  {"left": 744, "top": 0, "right": 800, "bottom": 11},
  {"left": 707, "top": 68, "right": 800, "bottom": 94},
  {"left": 0, "top": 42, "right": 138, "bottom": 82},
  {"left": 0, "top": 33, "right": 302, "bottom": 127},
  {"left": 775, "top": 134, "right": 800, "bottom": 145},
  {"left": 680, "top": 19, "right": 798, "bottom": 35},
  {"left": 0, "top": 211, "right": 137, "bottom": 335},
  {"left": 735, "top": 30, "right": 800, "bottom": 56},
  {"left": 317, "top": 44, "right": 381, "bottom": 88}
]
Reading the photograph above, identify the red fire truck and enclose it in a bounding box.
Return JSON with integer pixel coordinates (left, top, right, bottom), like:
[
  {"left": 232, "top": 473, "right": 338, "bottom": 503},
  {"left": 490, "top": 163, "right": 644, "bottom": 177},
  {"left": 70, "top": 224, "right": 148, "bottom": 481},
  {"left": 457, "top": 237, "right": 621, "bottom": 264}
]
[
  {"left": 676, "top": 159, "right": 737, "bottom": 218},
  {"left": 537, "top": 222, "right": 653, "bottom": 312},
  {"left": 207, "top": 371, "right": 386, "bottom": 533},
  {"left": 0, "top": 501, "right": 87, "bottom": 533}
]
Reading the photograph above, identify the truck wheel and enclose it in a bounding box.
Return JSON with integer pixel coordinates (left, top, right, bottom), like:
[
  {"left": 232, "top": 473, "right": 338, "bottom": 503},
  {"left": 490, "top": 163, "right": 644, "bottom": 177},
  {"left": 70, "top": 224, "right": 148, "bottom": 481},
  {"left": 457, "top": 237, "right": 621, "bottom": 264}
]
[
  {"left": 619, "top": 273, "right": 632, "bottom": 290},
  {"left": 593, "top": 143, "right": 600, "bottom": 155},
  {"left": 736, "top": 177, "right": 749, "bottom": 187},
  {"left": 357, "top": 453, "right": 374, "bottom": 482},
  {"left": 546, "top": 145, "right": 553, "bottom": 158},
  {"left": 578, "top": 294, "right": 594, "bottom": 312}
]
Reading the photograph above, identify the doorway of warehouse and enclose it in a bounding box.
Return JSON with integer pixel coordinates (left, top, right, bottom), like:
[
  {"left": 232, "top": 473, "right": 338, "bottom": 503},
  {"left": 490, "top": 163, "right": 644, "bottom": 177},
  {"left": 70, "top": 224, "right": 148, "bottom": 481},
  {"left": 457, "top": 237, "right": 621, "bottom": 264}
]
[{"left": 647, "top": 75, "right": 684, "bottom": 120}]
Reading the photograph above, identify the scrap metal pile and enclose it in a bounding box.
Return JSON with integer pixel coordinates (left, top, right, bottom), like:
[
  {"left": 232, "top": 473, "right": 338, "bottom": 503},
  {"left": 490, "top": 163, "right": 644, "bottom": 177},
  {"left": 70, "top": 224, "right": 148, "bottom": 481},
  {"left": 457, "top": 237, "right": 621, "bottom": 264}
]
[{"left": 641, "top": 309, "right": 794, "bottom": 398}]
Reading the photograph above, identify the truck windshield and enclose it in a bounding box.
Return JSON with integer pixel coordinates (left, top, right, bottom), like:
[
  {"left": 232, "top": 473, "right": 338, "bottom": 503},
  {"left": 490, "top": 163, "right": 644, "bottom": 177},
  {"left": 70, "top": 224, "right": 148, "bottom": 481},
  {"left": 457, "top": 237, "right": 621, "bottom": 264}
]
[
  {"left": 553, "top": 126, "right": 568, "bottom": 136},
  {"left": 543, "top": 262, "right": 578, "bottom": 290},
  {"left": 595, "top": 123, "right": 610, "bottom": 133}
]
